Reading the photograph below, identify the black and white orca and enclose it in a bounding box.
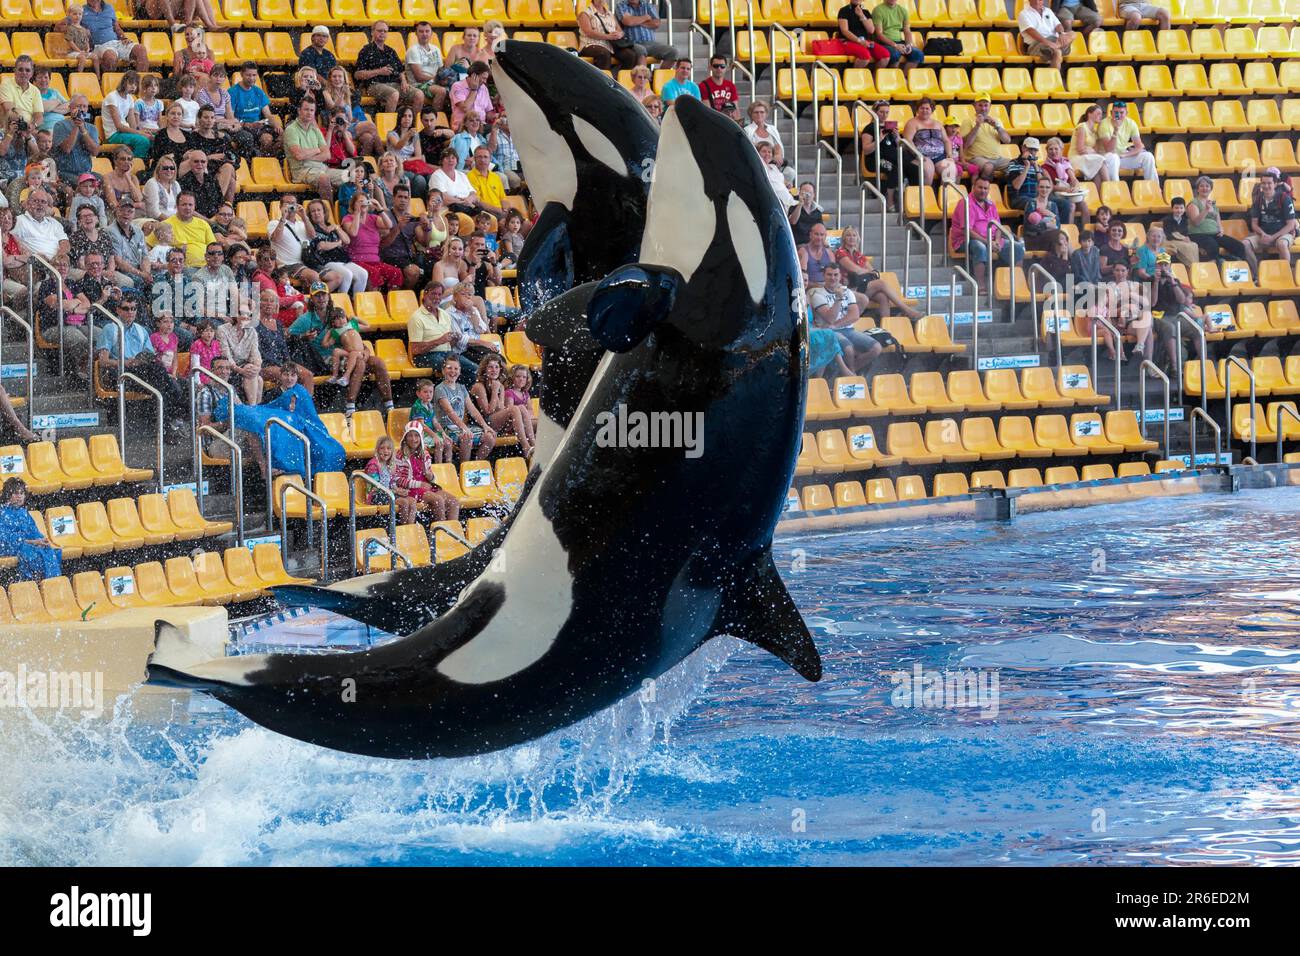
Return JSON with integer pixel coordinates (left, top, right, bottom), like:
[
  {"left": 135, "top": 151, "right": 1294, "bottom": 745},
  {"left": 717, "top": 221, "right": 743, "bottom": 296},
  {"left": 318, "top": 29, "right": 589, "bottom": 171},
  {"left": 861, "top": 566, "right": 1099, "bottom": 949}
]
[
  {"left": 494, "top": 40, "right": 659, "bottom": 312},
  {"left": 146, "top": 95, "right": 818, "bottom": 759}
]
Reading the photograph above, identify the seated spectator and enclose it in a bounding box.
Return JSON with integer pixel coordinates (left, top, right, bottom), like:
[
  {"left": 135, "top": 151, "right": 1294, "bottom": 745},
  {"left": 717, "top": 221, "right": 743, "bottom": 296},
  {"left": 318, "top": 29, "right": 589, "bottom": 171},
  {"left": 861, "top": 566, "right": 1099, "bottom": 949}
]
[
  {"left": 287, "top": 285, "right": 394, "bottom": 418},
  {"left": 577, "top": 0, "right": 636, "bottom": 72},
  {"left": 450, "top": 110, "right": 489, "bottom": 169},
  {"left": 1017, "top": 0, "right": 1072, "bottom": 70},
  {"left": 210, "top": 202, "right": 247, "bottom": 251},
  {"left": 356, "top": 22, "right": 422, "bottom": 117},
  {"left": 1006, "top": 138, "right": 1064, "bottom": 225},
  {"left": 617, "top": 0, "right": 678, "bottom": 66},
  {"left": 36, "top": 252, "right": 92, "bottom": 378},
  {"left": 365, "top": 434, "right": 420, "bottom": 524},
  {"left": 1161, "top": 196, "right": 1199, "bottom": 267},
  {"left": 322, "top": 66, "right": 379, "bottom": 159},
  {"left": 745, "top": 100, "right": 788, "bottom": 172},
  {"left": 829, "top": 0, "right": 890, "bottom": 68},
  {"left": 809, "top": 263, "right": 882, "bottom": 375},
  {"left": 405, "top": 21, "right": 449, "bottom": 114},
  {"left": 757, "top": 142, "right": 795, "bottom": 210},
  {"left": 1098, "top": 219, "right": 1133, "bottom": 281},
  {"left": 1150, "top": 252, "right": 1208, "bottom": 367},
  {"left": 465, "top": 146, "right": 508, "bottom": 219},
  {"left": 229, "top": 62, "right": 283, "bottom": 157},
  {"left": 177, "top": 149, "right": 228, "bottom": 221},
  {"left": 189, "top": 319, "right": 223, "bottom": 372},
  {"left": 94, "top": 292, "right": 188, "bottom": 439},
  {"left": 0, "top": 56, "right": 45, "bottom": 130},
  {"left": 299, "top": 26, "right": 338, "bottom": 78},
  {"left": 301, "top": 198, "right": 369, "bottom": 293},
  {"left": 949, "top": 177, "right": 1025, "bottom": 284},
  {"left": 1042, "top": 137, "right": 1088, "bottom": 226},
  {"left": 903, "top": 98, "right": 957, "bottom": 186},
  {"left": 106, "top": 197, "right": 151, "bottom": 291},
  {"left": 190, "top": 107, "right": 239, "bottom": 197},
  {"left": 1091, "top": 260, "right": 1151, "bottom": 361},
  {"left": 164, "top": 192, "right": 217, "bottom": 269},
  {"left": 102, "top": 71, "right": 149, "bottom": 159},
  {"left": 434, "top": 354, "right": 497, "bottom": 464},
  {"left": 1023, "top": 178, "right": 1065, "bottom": 251},
  {"left": 284, "top": 98, "right": 348, "bottom": 204},
  {"left": 388, "top": 105, "right": 432, "bottom": 197},
  {"left": 0, "top": 207, "right": 29, "bottom": 308},
  {"left": 808, "top": 326, "right": 854, "bottom": 381},
  {"left": 642, "top": 95, "right": 663, "bottom": 122},
  {"left": 255, "top": 287, "right": 315, "bottom": 397},
  {"left": 266, "top": 196, "right": 324, "bottom": 291},
  {"left": 12, "top": 188, "right": 70, "bottom": 261},
  {"left": 342, "top": 191, "right": 404, "bottom": 292},
  {"left": 835, "top": 225, "right": 921, "bottom": 319},
  {"left": 69, "top": 173, "right": 108, "bottom": 229},
  {"left": 70, "top": 205, "right": 131, "bottom": 288},
  {"left": 33, "top": 68, "right": 69, "bottom": 136},
  {"left": 193, "top": 241, "right": 236, "bottom": 323},
  {"left": 51, "top": 95, "right": 99, "bottom": 188},
  {"left": 380, "top": 183, "right": 431, "bottom": 290},
  {"left": 1070, "top": 229, "right": 1101, "bottom": 288},
  {"left": 446, "top": 26, "right": 491, "bottom": 69},
  {"left": 142, "top": 155, "right": 181, "bottom": 222},
  {"left": 1091, "top": 204, "right": 1112, "bottom": 244},
  {"left": 858, "top": 100, "right": 915, "bottom": 206},
  {"left": 1118, "top": 0, "right": 1170, "bottom": 30},
  {"left": 798, "top": 222, "right": 837, "bottom": 287},
  {"left": 450, "top": 63, "right": 494, "bottom": 133},
  {"left": 1097, "top": 100, "right": 1156, "bottom": 183},
  {"left": 788, "top": 182, "right": 825, "bottom": 246},
  {"left": 407, "top": 281, "right": 457, "bottom": 370},
  {"left": 1132, "top": 225, "right": 1169, "bottom": 283},
  {"left": 872, "top": 0, "right": 925, "bottom": 71},
  {"left": 0, "top": 478, "right": 61, "bottom": 580},
  {"left": 430, "top": 148, "right": 482, "bottom": 215},
  {"left": 149, "top": 311, "right": 180, "bottom": 378},
  {"left": 1042, "top": 230, "right": 1073, "bottom": 284},
  {"left": 1051, "top": 0, "right": 1101, "bottom": 36},
  {"left": 470, "top": 354, "right": 535, "bottom": 459},
  {"left": 661, "top": 60, "right": 701, "bottom": 105},
  {"left": 497, "top": 208, "right": 526, "bottom": 268},
  {"left": 700, "top": 57, "right": 741, "bottom": 109},
  {"left": 1187, "top": 175, "right": 1252, "bottom": 270},
  {"left": 1245, "top": 170, "right": 1296, "bottom": 278},
  {"left": 395, "top": 422, "right": 460, "bottom": 521},
  {"left": 103, "top": 147, "right": 145, "bottom": 219}
]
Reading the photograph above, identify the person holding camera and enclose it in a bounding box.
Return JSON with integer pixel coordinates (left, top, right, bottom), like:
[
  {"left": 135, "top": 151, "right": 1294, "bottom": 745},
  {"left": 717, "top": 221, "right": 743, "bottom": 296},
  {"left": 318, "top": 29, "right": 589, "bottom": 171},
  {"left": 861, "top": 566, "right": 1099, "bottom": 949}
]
[
  {"left": 324, "top": 108, "right": 357, "bottom": 168},
  {"left": 380, "top": 182, "right": 430, "bottom": 290},
  {"left": 284, "top": 97, "right": 348, "bottom": 205},
  {"left": 51, "top": 94, "right": 100, "bottom": 189},
  {"left": 342, "top": 186, "right": 404, "bottom": 292},
  {"left": 0, "top": 111, "right": 35, "bottom": 186},
  {"left": 267, "top": 195, "right": 323, "bottom": 290}
]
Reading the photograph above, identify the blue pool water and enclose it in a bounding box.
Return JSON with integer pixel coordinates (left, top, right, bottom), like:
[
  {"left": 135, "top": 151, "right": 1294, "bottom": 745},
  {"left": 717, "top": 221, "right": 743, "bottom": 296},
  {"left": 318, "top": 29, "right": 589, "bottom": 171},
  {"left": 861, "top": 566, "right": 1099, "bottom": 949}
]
[{"left": 5, "top": 488, "right": 1300, "bottom": 865}]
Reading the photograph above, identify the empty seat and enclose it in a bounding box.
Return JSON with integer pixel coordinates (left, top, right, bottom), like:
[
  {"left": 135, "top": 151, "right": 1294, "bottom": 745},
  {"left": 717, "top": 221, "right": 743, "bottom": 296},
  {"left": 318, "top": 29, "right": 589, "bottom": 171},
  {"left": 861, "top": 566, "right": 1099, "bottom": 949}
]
[
  {"left": 886, "top": 422, "right": 943, "bottom": 465},
  {"left": 998, "top": 416, "right": 1053, "bottom": 457},
  {"left": 815, "top": 429, "right": 874, "bottom": 473},
  {"left": 924, "top": 419, "right": 979, "bottom": 463},
  {"left": 961, "top": 417, "right": 1015, "bottom": 459},
  {"left": 1069, "top": 413, "right": 1125, "bottom": 454},
  {"left": 1033, "top": 415, "right": 1083, "bottom": 455},
  {"left": 169, "top": 487, "right": 233, "bottom": 536},
  {"left": 1105, "top": 410, "right": 1160, "bottom": 451}
]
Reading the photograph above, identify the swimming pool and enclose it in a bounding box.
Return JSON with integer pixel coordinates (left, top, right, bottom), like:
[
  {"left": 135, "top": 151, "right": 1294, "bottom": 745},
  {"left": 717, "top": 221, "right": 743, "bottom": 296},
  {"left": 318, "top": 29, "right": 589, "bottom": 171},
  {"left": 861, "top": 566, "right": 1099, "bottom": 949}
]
[{"left": 4, "top": 487, "right": 1300, "bottom": 866}]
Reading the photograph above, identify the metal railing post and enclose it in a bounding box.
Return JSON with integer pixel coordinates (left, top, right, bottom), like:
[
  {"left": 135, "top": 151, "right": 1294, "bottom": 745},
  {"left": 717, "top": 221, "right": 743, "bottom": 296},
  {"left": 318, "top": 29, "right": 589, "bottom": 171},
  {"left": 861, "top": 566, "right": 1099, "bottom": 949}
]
[
  {"left": 1172, "top": 311, "right": 1208, "bottom": 416},
  {"left": 811, "top": 57, "right": 839, "bottom": 155},
  {"left": 349, "top": 469, "right": 397, "bottom": 575},
  {"left": 362, "top": 537, "right": 412, "bottom": 573},
  {"left": 859, "top": 181, "right": 888, "bottom": 269},
  {"left": 1138, "top": 359, "right": 1171, "bottom": 460},
  {"left": 853, "top": 105, "right": 883, "bottom": 210},
  {"left": 196, "top": 425, "right": 244, "bottom": 545},
  {"left": 265, "top": 417, "right": 314, "bottom": 547},
  {"left": 769, "top": 24, "right": 799, "bottom": 176},
  {"left": 939, "top": 184, "right": 967, "bottom": 267},
  {"left": 897, "top": 137, "right": 925, "bottom": 229},
  {"left": 1188, "top": 406, "right": 1222, "bottom": 466},
  {"left": 1223, "top": 355, "right": 1257, "bottom": 464},
  {"left": 1276, "top": 404, "right": 1300, "bottom": 464},
  {"left": 117, "top": 371, "right": 164, "bottom": 487},
  {"left": 1027, "top": 264, "right": 1062, "bottom": 367},
  {"left": 950, "top": 264, "right": 979, "bottom": 364},
  {"left": 279, "top": 479, "right": 328, "bottom": 579},
  {"left": 815, "top": 141, "right": 844, "bottom": 230},
  {"left": 26, "top": 254, "right": 63, "bottom": 377},
  {"left": 1090, "top": 316, "right": 1123, "bottom": 411},
  {"left": 88, "top": 304, "right": 126, "bottom": 409},
  {"left": 902, "top": 221, "right": 932, "bottom": 317},
  {"left": 188, "top": 365, "right": 237, "bottom": 518},
  {"left": 985, "top": 221, "right": 1016, "bottom": 319},
  {"left": 0, "top": 307, "right": 35, "bottom": 426}
]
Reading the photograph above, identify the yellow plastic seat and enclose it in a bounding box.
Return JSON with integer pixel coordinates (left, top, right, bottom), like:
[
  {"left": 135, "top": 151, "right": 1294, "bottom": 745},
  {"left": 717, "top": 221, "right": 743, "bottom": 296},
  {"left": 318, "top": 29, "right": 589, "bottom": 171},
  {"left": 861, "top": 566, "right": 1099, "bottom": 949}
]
[
  {"left": 1021, "top": 367, "right": 1075, "bottom": 408},
  {"left": 79, "top": 500, "right": 140, "bottom": 553},
  {"left": 886, "top": 422, "right": 943, "bottom": 465},
  {"left": 0, "top": 445, "right": 56, "bottom": 495},
  {"left": 1266, "top": 401, "right": 1300, "bottom": 440},
  {"left": 495, "top": 457, "right": 528, "bottom": 501},
  {"left": 38, "top": 577, "right": 80, "bottom": 622},
  {"left": 1059, "top": 366, "right": 1109, "bottom": 405},
  {"left": 829, "top": 376, "right": 883, "bottom": 417},
  {"left": 466, "top": 516, "right": 499, "bottom": 545},
  {"left": 164, "top": 557, "right": 209, "bottom": 606},
  {"left": 253, "top": 543, "right": 313, "bottom": 587},
  {"left": 8, "top": 581, "right": 52, "bottom": 624},
  {"left": 984, "top": 369, "right": 1037, "bottom": 410},
  {"left": 430, "top": 521, "right": 470, "bottom": 563},
  {"left": 925, "top": 419, "right": 979, "bottom": 463},
  {"left": 194, "top": 551, "right": 247, "bottom": 603},
  {"left": 844, "top": 426, "right": 902, "bottom": 467},
  {"left": 504, "top": 331, "right": 543, "bottom": 369},
  {"left": 72, "top": 571, "right": 114, "bottom": 620},
  {"left": 347, "top": 410, "right": 388, "bottom": 459},
  {"left": 815, "top": 429, "right": 874, "bottom": 473},
  {"left": 88, "top": 433, "right": 152, "bottom": 483},
  {"left": 896, "top": 476, "right": 928, "bottom": 502},
  {"left": 932, "top": 472, "right": 970, "bottom": 497},
  {"left": 909, "top": 371, "right": 963, "bottom": 414},
  {"left": 827, "top": 481, "right": 862, "bottom": 509},
  {"left": 802, "top": 484, "right": 834, "bottom": 512},
  {"left": 224, "top": 547, "right": 270, "bottom": 601},
  {"left": 871, "top": 374, "right": 926, "bottom": 414},
  {"left": 430, "top": 464, "right": 488, "bottom": 508},
  {"left": 804, "top": 378, "right": 839, "bottom": 421},
  {"left": 1033, "top": 414, "right": 1083, "bottom": 455},
  {"left": 1105, "top": 410, "right": 1160, "bottom": 452},
  {"left": 139, "top": 493, "right": 196, "bottom": 542},
  {"left": 1232, "top": 402, "right": 1276, "bottom": 441},
  {"left": 1007, "top": 467, "right": 1045, "bottom": 489},
  {"left": 460, "top": 460, "right": 506, "bottom": 504},
  {"left": 960, "top": 417, "right": 1014, "bottom": 460},
  {"left": 28, "top": 441, "right": 84, "bottom": 491},
  {"left": 970, "top": 470, "right": 1007, "bottom": 489},
  {"left": 102, "top": 566, "right": 147, "bottom": 610},
  {"left": 864, "top": 478, "right": 898, "bottom": 506},
  {"left": 1069, "top": 413, "right": 1125, "bottom": 454},
  {"left": 45, "top": 505, "right": 102, "bottom": 557},
  {"left": 169, "top": 487, "right": 233, "bottom": 537},
  {"left": 947, "top": 370, "right": 998, "bottom": 412}
]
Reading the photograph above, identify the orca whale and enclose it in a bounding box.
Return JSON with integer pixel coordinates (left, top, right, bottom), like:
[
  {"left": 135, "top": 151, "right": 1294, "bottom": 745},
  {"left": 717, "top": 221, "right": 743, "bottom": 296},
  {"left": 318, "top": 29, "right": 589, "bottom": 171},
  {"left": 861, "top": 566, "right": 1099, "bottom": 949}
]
[
  {"left": 146, "top": 95, "right": 818, "bottom": 759},
  {"left": 269, "top": 41, "right": 655, "bottom": 632},
  {"left": 494, "top": 40, "right": 659, "bottom": 312}
]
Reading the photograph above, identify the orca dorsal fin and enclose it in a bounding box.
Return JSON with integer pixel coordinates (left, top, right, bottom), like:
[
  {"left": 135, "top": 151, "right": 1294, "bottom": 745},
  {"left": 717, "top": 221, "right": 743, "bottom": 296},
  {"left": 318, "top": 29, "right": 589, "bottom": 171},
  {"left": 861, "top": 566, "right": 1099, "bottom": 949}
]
[{"left": 714, "top": 550, "right": 822, "bottom": 682}]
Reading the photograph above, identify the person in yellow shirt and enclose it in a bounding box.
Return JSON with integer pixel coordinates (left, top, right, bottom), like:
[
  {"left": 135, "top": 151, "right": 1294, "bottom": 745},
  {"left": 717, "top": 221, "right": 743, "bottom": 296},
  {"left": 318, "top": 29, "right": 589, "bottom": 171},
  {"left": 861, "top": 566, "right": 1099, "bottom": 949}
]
[
  {"left": 464, "top": 146, "right": 508, "bottom": 220},
  {"left": 163, "top": 192, "right": 218, "bottom": 269},
  {"left": 0, "top": 56, "right": 45, "bottom": 129}
]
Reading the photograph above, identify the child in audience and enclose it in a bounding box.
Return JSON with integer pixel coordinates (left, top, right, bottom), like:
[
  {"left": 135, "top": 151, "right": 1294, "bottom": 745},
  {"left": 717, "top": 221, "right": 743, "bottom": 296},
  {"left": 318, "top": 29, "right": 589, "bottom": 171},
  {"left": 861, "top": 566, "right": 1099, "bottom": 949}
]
[
  {"left": 147, "top": 223, "right": 176, "bottom": 267},
  {"left": 63, "top": 4, "right": 97, "bottom": 73},
  {"left": 69, "top": 173, "right": 107, "bottom": 227},
  {"left": 394, "top": 423, "right": 460, "bottom": 522},
  {"left": 324, "top": 307, "right": 367, "bottom": 388},
  {"left": 409, "top": 377, "right": 455, "bottom": 463},
  {"left": 189, "top": 320, "right": 222, "bottom": 371},
  {"left": 365, "top": 435, "right": 418, "bottom": 525},
  {"left": 176, "top": 75, "right": 201, "bottom": 129},
  {"left": 150, "top": 312, "right": 180, "bottom": 377},
  {"left": 498, "top": 210, "right": 525, "bottom": 269},
  {"left": 474, "top": 212, "right": 498, "bottom": 253},
  {"left": 1070, "top": 229, "right": 1102, "bottom": 288},
  {"left": 135, "top": 76, "right": 163, "bottom": 135}
]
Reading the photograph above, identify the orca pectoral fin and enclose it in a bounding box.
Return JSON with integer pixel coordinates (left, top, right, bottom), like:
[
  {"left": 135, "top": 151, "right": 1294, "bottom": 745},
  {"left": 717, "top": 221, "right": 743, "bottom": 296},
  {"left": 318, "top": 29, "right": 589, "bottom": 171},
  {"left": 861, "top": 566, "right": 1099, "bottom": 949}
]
[
  {"left": 587, "top": 264, "right": 682, "bottom": 352},
  {"left": 518, "top": 202, "right": 574, "bottom": 312},
  {"left": 715, "top": 551, "right": 822, "bottom": 682},
  {"left": 526, "top": 280, "right": 603, "bottom": 353}
]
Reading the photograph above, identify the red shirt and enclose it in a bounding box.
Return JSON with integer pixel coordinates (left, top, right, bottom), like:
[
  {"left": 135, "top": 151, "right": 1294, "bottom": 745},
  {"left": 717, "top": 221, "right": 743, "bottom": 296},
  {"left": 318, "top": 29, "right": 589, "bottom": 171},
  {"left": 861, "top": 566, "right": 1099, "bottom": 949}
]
[{"left": 699, "top": 78, "right": 738, "bottom": 111}]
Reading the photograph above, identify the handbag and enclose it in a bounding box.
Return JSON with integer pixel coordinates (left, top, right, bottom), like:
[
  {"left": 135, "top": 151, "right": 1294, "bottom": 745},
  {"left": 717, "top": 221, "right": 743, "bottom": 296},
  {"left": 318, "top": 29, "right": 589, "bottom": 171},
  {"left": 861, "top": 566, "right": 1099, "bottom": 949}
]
[
  {"left": 403, "top": 158, "right": 436, "bottom": 176},
  {"left": 303, "top": 229, "right": 351, "bottom": 270},
  {"left": 923, "top": 37, "right": 963, "bottom": 56}
]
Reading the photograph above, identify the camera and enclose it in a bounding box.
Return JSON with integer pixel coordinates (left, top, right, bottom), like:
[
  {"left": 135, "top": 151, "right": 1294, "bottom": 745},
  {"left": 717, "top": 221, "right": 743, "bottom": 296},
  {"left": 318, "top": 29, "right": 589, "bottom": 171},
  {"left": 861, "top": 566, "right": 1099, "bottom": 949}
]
[
  {"left": 78, "top": 112, "right": 92, "bottom": 123},
  {"left": 15, "top": 118, "right": 28, "bottom": 132}
]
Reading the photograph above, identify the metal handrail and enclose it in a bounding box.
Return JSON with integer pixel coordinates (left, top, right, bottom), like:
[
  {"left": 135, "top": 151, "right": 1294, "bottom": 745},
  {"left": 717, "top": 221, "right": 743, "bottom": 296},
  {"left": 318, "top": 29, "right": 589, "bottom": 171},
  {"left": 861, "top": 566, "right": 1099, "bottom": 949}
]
[
  {"left": 1171, "top": 310, "right": 1208, "bottom": 415},
  {"left": 264, "top": 416, "right": 313, "bottom": 547},
  {"left": 938, "top": 183, "right": 968, "bottom": 267},
  {"left": 815, "top": 141, "right": 843, "bottom": 230},
  {"left": 433, "top": 522, "right": 473, "bottom": 550},
  {"left": 769, "top": 24, "right": 799, "bottom": 176},
  {"left": 727, "top": 0, "right": 757, "bottom": 104},
  {"left": 1223, "top": 354, "right": 1257, "bottom": 464},
  {"left": 950, "top": 264, "right": 979, "bottom": 364},
  {"left": 1027, "top": 264, "right": 1063, "bottom": 367},
  {"left": 811, "top": 57, "right": 839, "bottom": 152},
  {"left": 1188, "top": 406, "right": 1222, "bottom": 466},
  {"left": 349, "top": 469, "right": 397, "bottom": 573},
  {"left": 902, "top": 221, "right": 932, "bottom": 318},
  {"left": 857, "top": 183, "right": 888, "bottom": 273},
  {"left": 361, "top": 535, "right": 411, "bottom": 574},
  {"left": 853, "top": 104, "right": 882, "bottom": 209},
  {"left": 984, "top": 221, "right": 1015, "bottom": 319},
  {"left": 1138, "top": 359, "right": 1171, "bottom": 460},
  {"left": 87, "top": 304, "right": 125, "bottom": 410},
  {"left": 196, "top": 425, "right": 244, "bottom": 545},
  {"left": 688, "top": 21, "right": 715, "bottom": 65},
  {"left": 189, "top": 364, "right": 237, "bottom": 518},
  {"left": 26, "top": 253, "right": 63, "bottom": 376},
  {"left": 0, "top": 307, "right": 34, "bottom": 426},
  {"left": 279, "top": 479, "right": 328, "bottom": 579},
  {"left": 1090, "top": 316, "right": 1123, "bottom": 411},
  {"left": 117, "top": 371, "right": 164, "bottom": 488},
  {"left": 896, "top": 136, "right": 925, "bottom": 228},
  {"left": 1275, "top": 403, "right": 1300, "bottom": 464}
]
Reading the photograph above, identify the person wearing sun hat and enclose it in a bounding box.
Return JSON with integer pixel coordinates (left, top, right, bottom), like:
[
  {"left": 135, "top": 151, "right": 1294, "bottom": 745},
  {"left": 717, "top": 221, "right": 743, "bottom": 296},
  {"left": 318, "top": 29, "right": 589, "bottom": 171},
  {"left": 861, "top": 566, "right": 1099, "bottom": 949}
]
[
  {"left": 299, "top": 25, "right": 338, "bottom": 78},
  {"left": 960, "top": 94, "right": 1011, "bottom": 181},
  {"left": 944, "top": 115, "right": 979, "bottom": 182},
  {"left": 1150, "top": 249, "right": 1209, "bottom": 369}
]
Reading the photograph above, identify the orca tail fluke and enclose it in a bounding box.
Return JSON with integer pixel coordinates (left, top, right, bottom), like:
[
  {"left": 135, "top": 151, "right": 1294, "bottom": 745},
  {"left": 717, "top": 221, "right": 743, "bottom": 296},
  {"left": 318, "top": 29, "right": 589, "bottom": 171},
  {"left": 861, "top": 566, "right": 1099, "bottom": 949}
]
[
  {"left": 145, "top": 621, "right": 257, "bottom": 693},
  {"left": 715, "top": 550, "right": 823, "bottom": 682}
]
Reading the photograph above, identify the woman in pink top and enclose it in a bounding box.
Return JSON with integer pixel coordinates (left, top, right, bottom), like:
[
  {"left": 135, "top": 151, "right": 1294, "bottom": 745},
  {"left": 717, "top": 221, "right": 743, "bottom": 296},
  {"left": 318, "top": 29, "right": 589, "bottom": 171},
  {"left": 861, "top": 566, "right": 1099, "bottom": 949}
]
[
  {"left": 341, "top": 191, "right": 404, "bottom": 292},
  {"left": 188, "top": 320, "right": 223, "bottom": 371},
  {"left": 150, "top": 313, "right": 180, "bottom": 377}
]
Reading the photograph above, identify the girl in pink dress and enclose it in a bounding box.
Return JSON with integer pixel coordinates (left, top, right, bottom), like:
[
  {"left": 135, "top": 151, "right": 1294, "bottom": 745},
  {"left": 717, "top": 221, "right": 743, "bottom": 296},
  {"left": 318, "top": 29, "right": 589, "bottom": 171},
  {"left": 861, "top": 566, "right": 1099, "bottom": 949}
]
[
  {"left": 188, "top": 320, "right": 223, "bottom": 371},
  {"left": 393, "top": 425, "right": 460, "bottom": 522}
]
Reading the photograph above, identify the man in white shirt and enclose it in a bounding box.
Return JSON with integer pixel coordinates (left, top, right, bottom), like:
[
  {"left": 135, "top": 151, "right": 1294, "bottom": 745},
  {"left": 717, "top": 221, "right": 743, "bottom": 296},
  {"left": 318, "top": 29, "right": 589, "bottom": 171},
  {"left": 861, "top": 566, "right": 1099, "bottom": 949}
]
[
  {"left": 428, "top": 147, "right": 481, "bottom": 214},
  {"left": 809, "top": 263, "right": 881, "bottom": 374},
  {"left": 266, "top": 194, "right": 322, "bottom": 287},
  {"left": 12, "top": 188, "right": 69, "bottom": 260},
  {"left": 405, "top": 20, "right": 448, "bottom": 113},
  {"left": 1018, "top": 0, "right": 1073, "bottom": 69}
]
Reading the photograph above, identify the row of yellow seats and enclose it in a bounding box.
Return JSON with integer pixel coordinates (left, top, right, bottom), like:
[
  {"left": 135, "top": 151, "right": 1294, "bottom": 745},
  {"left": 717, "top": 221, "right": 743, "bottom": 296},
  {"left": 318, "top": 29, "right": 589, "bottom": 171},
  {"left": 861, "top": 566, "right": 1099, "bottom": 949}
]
[
  {"left": 995, "top": 256, "right": 1300, "bottom": 304},
  {"left": 272, "top": 459, "right": 523, "bottom": 520},
  {"left": 28, "top": 488, "right": 231, "bottom": 560},
  {"left": 247, "top": 0, "right": 581, "bottom": 31},
  {"left": 384, "top": 404, "right": 537, "bottom": 448},
  {"left": 1230, "top": 400, "right": 1300, "bottom": 440},
  {"left": 799, "top": 410, "right": 1158, "bottom": 473},
  {"left": 840, "top": 314, "right": 964, "bottom": 356},
  {"left": 0, "top": 435, "right": 151, "bottom": 496},
  {"left": 355, "top": 516, "right": 500, "bottom": 570},
  {"left": 1185, "top": 355, "right": 1300, "bottom": 398},
  {"left": 0, "top": 544, "right": 310, "bottom": 625},
  {"left": 791, "top": 459, "right": 1187, "bottom": 514},
  {"left": 805, "top": 365, "right": 1108, "bottom": 422},
  {"left": 1044, "top": 300, "right": 1300, "bottom": 348}
]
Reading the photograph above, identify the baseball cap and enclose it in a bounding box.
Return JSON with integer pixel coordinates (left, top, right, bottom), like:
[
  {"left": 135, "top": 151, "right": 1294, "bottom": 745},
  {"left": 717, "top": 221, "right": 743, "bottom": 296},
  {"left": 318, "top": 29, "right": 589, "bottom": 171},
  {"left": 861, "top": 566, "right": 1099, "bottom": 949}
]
[
  {"left": 1155, "top": 252, "right": 1172, "bottom": 264},
  {"left": 942, "top": 116, "right": 958, "bottom": 127},
  {"left": 1022, "top": 137, "right": 1041, "bottom": 151},
  {"left": 77, "top": 172, "right": 98, "bottom": 184},
  {"left": 312, "top": 25, "right": 330, "bottom": 36},
  {"left": 974, "top": 94, "right": 991, "bottom": 105},
  {"left": 309, "top": 281, "right": 329, "bottom": 295}
]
